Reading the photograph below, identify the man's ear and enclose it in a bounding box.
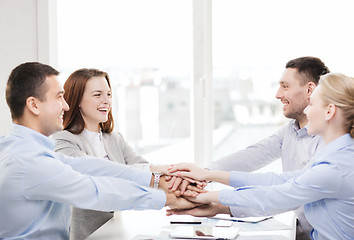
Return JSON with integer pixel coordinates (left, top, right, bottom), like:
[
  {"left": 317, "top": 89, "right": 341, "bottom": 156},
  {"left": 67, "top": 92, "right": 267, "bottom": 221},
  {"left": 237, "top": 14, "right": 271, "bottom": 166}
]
[
  {"left": 306, "top": 82, "right": 316, "bottom": 96},
  {"left": 26, "top": 96, "right": 40, "bottom": 116},
  {"left": 325, "top": 104, "right": 336, "bottom": 121}
]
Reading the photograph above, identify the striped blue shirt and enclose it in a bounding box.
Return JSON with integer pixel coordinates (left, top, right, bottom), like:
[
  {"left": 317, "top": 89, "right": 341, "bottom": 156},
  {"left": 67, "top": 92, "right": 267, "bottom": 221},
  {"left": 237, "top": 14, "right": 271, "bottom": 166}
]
[{"left": 219, "top": 134, "right": 354, "bottom": 240}]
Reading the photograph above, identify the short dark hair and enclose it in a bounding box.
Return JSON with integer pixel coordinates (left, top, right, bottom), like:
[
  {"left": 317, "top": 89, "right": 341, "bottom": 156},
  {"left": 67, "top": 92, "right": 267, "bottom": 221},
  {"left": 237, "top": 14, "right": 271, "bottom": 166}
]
[
  {"left": 6, "top": 62, "right": 59, "bottom": 120},
  {"left": 63, "top": 68, "right": 114, "bottom": 134},
  {"left": 286, "top": 57, "right": 330, "bottom": 85}
]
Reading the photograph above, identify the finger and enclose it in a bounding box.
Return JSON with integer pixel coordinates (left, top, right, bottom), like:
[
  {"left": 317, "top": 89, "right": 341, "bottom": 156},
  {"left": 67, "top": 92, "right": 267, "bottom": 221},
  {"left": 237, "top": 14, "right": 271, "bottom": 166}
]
[
  {"left": 166, "top": 208, "right": 190, "bottom": 216},
  {"left": 166, "top": 207, "right": 198, "bottom": 216},
  {"left": 173, "top": 190, "right": 182, "bottom": 197},
  {"left": 177, "top": 174, "right": 198, "bottom": 183},
  {"left": 187, "top": 185, "right": 207, "bottom": 193},
  {"left": 164, "top": 175, "right": 172, "bottom": 181},
  {"left": 179, "top": 179, "right": 189, "bottom": 194},
  {"left": 168, "top": 176, "right": 177, "bottom": 189},
  {"left": 195, "top": 180, "right": 208, "bottom": 188},
  {"left": 168, "top": 163, "right": 192, "bottom": 173},
  {"left": 183, "top": 190, "right": 199, "bottom": 198},
  {"left": 171, "top": 177, "right": 183, "bottom": 191}
]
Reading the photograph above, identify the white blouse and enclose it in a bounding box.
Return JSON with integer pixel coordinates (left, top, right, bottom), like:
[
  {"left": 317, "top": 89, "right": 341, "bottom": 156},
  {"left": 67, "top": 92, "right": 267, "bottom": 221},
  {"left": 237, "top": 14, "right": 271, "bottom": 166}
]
[{"left": 82, "top": 128, "right": 109, "bottom": 160}]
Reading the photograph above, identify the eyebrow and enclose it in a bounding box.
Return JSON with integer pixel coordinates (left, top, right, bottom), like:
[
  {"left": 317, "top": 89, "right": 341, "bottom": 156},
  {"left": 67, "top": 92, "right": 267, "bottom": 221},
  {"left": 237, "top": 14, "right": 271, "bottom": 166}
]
[{"left": 91, "top": 90, "right": 111, "bottom": 93}]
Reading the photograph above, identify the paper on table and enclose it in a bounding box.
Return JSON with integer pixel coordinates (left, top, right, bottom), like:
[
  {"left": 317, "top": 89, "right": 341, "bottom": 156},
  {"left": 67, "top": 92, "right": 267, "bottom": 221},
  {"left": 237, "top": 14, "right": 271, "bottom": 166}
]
[{"left": 210, "top": 214, "right": 273, "bottom": 223}]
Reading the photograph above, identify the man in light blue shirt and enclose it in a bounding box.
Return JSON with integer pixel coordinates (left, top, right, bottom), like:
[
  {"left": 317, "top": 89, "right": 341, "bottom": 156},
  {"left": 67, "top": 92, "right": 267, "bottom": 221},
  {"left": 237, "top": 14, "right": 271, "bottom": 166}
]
[
  {"left": 0, "top": 62, "right": 196, "bottom": 239},
  {"left": 172, "top": 57, "right": 330, "bottom": 239},
  {"left": 168, "top": 71, "right": 354, "bottom": 240}
]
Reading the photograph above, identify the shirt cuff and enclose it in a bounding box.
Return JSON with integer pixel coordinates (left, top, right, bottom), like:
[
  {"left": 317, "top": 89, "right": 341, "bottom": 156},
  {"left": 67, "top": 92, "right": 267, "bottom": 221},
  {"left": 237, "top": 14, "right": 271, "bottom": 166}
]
[
  {"left": 147, "top": 188, "right": 166, "bottom": 210},
  {"left": 139, "top": 170, "right": 154, "bottom": 187},
  {"left": 219, "top": 188, "right": 237, "bottom": 206}
]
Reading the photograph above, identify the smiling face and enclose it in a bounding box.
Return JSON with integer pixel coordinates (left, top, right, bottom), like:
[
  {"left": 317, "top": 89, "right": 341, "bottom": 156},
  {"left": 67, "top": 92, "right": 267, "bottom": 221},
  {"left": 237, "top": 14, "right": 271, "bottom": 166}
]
[
  {"left": 304, "top": 86, "right": 327, "bottom": 136},
  {"left": 79, "top": 76, "right": 112, "bottom": 132},
  {"left": 37, "top": 75, "right": 70, "bottom": 136},
  {"left": 275, "top": 68, "right": 314, "bottom": 127}
]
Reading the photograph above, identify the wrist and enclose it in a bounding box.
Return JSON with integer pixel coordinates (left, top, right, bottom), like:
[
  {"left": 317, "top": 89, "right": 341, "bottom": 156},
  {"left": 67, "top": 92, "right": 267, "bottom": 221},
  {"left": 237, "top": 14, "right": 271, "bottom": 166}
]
[
  {"left": 204, "top": 169, "right": 214, "bottom": 182},
  {"left": 152, "top": 172, "right": 163, "bottom": 189},
  {"left": 165, "top": 193, "right": 174, "bottom": 207},
  {"left": 217, "top": 203, "right": 231, "bottom": 215}
]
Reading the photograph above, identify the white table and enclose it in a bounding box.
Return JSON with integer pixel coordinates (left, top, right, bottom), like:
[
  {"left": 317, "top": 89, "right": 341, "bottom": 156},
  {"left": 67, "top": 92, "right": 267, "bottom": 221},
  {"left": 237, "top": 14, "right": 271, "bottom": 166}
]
[{"left": 87, "top": 209, "right": 296, "bottom": 240}]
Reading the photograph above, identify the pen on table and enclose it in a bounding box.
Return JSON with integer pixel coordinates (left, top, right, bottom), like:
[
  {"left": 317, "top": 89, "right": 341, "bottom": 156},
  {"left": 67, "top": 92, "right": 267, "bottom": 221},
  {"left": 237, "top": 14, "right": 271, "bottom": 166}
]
[
  {"left": 211, "top": 216, "right": 273, "bottom": 223},
  {"left": 170, "top": 221, "right": 202, "bottom": 224}
]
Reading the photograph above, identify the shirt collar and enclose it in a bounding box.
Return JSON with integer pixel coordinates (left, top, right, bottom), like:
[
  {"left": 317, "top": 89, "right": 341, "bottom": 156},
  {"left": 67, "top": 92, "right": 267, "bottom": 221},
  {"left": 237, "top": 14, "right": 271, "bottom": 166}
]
[
  {"left": 11, "top": 124, "right": 55, "bottom": 149},
  {"left": 314, "top": 133, "right": 354, "bottom": 159},
  {"left": 291, "top": 119, "right": 313, "bottom": 137}
]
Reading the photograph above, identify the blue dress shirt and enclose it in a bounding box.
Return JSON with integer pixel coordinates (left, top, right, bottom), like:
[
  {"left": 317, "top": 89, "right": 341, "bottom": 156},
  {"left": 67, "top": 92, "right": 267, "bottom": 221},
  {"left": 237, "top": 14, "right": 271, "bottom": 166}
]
[
  {"left": 219, "top": 134, "right": 354, "bottom": 240},
  {"left": 208, "top": 120, "right": 323, "bottom": 234},
  {"left": 0, "top": 124, "right": 165, "bottom": 239}
]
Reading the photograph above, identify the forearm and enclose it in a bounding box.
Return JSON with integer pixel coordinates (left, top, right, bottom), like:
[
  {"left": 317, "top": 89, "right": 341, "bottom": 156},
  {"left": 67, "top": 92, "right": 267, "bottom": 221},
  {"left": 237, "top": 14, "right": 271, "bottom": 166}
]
[
  {"left": 205, "top": 170, "right": 231, "bottom": 185},
  {"left": 229, "top": 205, "right": 294, "bottom": 218},
  {"left": 24, "top": 161, "right": 165, "bottom": 211},
  {"left": 61, "top": 154, "right": 152, "bottom": 187},
  {"left": 228, "top": 170, "right": 300, "bottom": 188}
]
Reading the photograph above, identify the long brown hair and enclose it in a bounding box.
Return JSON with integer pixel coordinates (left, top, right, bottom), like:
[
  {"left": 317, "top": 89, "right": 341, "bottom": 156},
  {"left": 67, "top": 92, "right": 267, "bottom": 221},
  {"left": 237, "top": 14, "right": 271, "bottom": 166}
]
[{"left": 63, "top": 68, "right": 114, "bottom": 134}]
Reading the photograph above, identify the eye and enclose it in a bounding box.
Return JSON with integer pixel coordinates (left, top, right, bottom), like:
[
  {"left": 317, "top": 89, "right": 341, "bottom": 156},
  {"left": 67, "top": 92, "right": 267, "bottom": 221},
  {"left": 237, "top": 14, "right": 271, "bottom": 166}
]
[
  {"left": 107, "top": 92, "right": 112, "bottom": 97},
  {"left": 94, "top": 93, "right": 101, "bottom": 97}
]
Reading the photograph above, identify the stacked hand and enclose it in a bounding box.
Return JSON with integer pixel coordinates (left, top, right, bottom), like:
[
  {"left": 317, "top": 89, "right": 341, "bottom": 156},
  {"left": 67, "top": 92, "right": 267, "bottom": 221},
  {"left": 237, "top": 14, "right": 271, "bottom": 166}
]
[
  {"left": 158, "top": 163, "right": 231, "bottom": 217},
  {"left": 151, "top": 164, "right": 208, "bottom": 196}
]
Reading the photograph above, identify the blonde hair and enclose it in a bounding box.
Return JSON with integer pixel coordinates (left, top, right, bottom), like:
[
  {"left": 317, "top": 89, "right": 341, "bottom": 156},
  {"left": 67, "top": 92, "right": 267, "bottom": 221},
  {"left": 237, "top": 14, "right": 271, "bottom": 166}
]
[{"left": 319, "top": 73, "right": 354, "bottom": 137}]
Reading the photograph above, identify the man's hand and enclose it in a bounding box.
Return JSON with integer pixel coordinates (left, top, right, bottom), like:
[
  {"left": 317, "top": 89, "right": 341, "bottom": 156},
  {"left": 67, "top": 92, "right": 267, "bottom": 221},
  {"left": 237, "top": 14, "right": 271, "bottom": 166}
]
[
  {"left": 166, "top": 176, "right": 207, "bottom": 195},
  {"left": 166, "top": 202, "right": 231, "bottom": 217},
  {"left": 165, "top": 193, "right": 200, "bottom": 209}
]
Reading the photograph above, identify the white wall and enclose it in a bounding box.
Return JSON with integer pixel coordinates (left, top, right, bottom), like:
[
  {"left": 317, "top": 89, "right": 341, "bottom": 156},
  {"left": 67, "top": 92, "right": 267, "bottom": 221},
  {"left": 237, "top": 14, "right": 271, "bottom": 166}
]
[{"left": 0, "top": 0, "right": 56, "bottom": 135}]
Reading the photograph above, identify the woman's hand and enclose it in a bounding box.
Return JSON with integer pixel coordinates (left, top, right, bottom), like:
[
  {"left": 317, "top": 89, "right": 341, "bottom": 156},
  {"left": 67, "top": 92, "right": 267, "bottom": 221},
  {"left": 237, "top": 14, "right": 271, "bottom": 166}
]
[{"left": 168, "top": 163, "right": 210, "bottom": 182}]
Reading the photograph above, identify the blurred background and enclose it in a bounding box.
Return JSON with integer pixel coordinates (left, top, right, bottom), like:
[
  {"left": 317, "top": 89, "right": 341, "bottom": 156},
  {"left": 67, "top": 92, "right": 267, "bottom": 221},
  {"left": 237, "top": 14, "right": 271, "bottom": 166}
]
[{"left": 1, "top": 0, "right": 354, "bottom": 172}]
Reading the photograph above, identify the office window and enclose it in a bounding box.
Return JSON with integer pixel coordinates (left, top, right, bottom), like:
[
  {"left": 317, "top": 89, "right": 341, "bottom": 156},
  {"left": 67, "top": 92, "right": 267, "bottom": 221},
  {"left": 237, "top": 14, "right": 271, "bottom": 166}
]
[
  {"left": 58, "top": 0, "right": 354, "bottom": 169},
  {"left": 57, "top": 0, "right": 192, "bottom": 164},
  {"left": 212, "top": 0, "right": 354, "bottom": 171}
]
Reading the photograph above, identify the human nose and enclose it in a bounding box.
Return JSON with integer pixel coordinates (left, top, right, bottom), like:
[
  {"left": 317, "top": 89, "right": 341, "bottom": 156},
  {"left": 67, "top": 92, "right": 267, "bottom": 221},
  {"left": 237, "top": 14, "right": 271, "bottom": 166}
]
[
  {"left": 102, "top": 94, "right": 111, "bottom": 104},
  {"left": 275, "top": 86, "right": 283, "bottom": 99},
  {"left": 62, "top": 99, "right": 70, "bottom": 111}
]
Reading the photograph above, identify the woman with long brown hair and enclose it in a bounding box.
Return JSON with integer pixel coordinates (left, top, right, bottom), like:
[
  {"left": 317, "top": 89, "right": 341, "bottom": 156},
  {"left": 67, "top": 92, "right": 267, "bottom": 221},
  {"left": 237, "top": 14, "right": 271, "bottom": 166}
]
[{"left": 52, "top": 69, "right": 154, "bottom": 240}]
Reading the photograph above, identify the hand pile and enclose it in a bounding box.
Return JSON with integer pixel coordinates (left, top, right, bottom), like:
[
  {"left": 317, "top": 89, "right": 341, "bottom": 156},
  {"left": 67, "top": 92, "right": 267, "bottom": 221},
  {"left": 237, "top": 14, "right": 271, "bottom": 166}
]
[{"left": 153, "top": 163, "right": 230, "bottom": 217}]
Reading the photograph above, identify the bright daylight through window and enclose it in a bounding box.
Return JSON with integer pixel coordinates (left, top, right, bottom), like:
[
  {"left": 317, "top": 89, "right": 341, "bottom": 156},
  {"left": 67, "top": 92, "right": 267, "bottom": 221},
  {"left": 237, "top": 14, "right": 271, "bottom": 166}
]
[{"left": 58, "top": 0, "right": 354, "bottom": 170}]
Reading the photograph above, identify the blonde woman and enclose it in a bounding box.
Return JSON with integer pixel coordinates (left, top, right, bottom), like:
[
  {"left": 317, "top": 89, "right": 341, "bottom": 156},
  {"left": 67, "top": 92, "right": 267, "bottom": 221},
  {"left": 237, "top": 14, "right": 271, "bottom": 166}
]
[{"left": 168, "top": 73, "right": 354, "bottom": 240}]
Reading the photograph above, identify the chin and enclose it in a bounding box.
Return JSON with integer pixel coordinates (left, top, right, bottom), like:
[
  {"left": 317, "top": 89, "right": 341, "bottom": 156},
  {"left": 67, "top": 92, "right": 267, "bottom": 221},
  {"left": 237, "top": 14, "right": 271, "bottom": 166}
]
[{"left": 307, "top": 127, "right": 316, "bottom": 136}]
